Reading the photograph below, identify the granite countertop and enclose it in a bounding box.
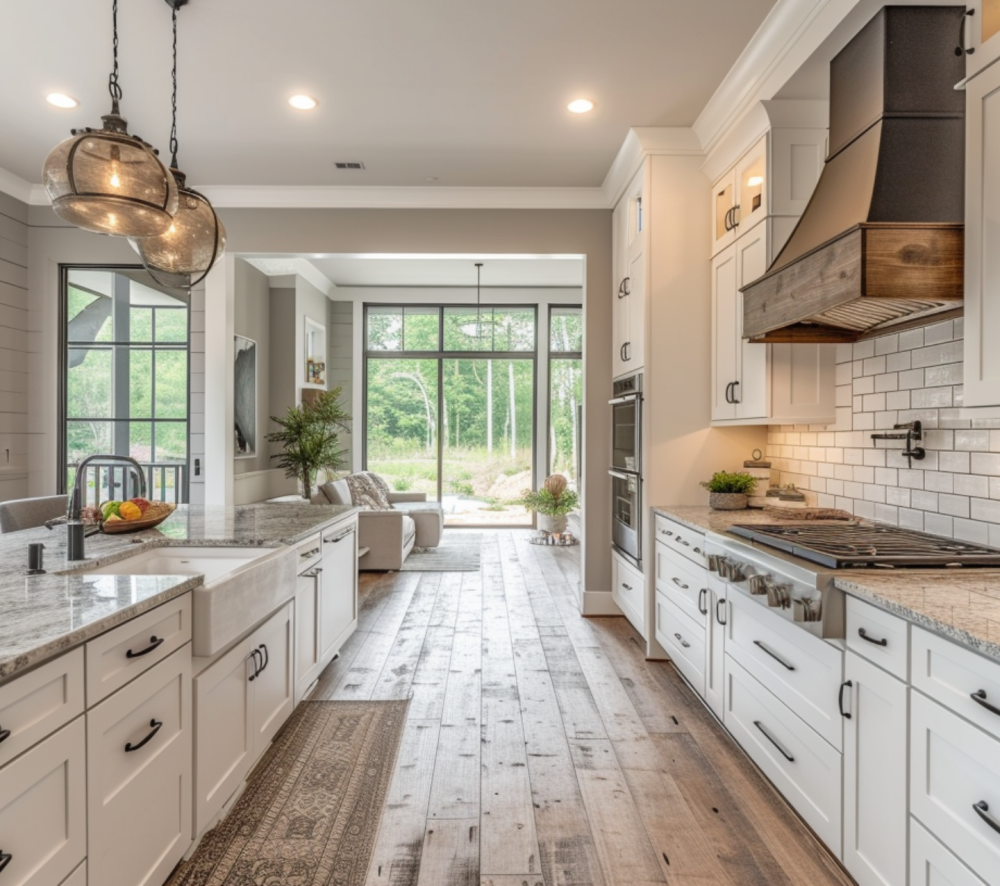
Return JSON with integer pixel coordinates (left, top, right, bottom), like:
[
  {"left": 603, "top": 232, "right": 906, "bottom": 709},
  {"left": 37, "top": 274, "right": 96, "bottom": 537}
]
[
  {"left": 653, "top": 504, "right": 1000, "bottom": 663},
  {"left": 0, "top": 503, "right": 358, "bottom": 684}
]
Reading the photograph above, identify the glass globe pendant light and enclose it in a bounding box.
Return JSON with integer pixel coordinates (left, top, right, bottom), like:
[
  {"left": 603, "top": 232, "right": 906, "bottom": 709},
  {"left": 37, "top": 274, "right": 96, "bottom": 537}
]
[
  {"left": 132, "top": 0, "right": 226, "bottom": 288},
  {"left": 42, "top": 0, "right": 178, "bottom": 237}
]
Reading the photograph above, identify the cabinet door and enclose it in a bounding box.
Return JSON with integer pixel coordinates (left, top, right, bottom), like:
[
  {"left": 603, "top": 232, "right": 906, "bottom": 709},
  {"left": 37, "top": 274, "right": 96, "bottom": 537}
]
[
  {"left": 614, "top": 285, "right": 630, "bottom": 378},
  {"left": 910, "top": 818, "right": 991, "bottom": 886},
  {"left": 625, "top": 246, "right": 645, "bottom": 372},
  {"left": 770, "top": 129, "right": 827, "bottom": 218},
  {"left": 734, "top": 226, "right": 769, "bottom": 420},
  {"left": 87, "top": 648, "right": 192, "bottom": 886},
  {"left": 965, "top": 1, "right": 1000, "bottom": 80},
  {"left": 320, "top": 523, "right": 358, "bottom": 665},
  {"left": 295, "top": 570, "right": 321, "bottom": 703},
  {"left": 843, "top": 651, "right": 908, "bottom": 886},
  {"left": 194, "top": 638, "right": 254, "bottom": 835},
  {"left": 711, "top": 246, "right": 738, "bottom": 421},
  {"left": 711, "top": 169, "right": 738, "bottom": 256},
  {"left": 251, "top": 603, "right": 294, "bottom": 752},
  {"left": 0, "top": 717, "right": 86, "bottom": 886},
  {"left": 705, "top": 583, "right": 727, "bottom": 721},
  {"left": 964, "top": 61, "right": 1000, "bottom": 407},
  {"left": 734, "top": 134, "right": 768, "bottom": 236}
]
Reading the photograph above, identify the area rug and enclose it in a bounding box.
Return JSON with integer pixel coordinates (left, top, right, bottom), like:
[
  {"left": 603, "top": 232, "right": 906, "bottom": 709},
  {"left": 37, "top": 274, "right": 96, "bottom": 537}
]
[
  {"left": 167, "top": 699, "right": 408, "bottom": 886},
  {"left": 401, "top": 530, "right": 483, "bottom": 572}
]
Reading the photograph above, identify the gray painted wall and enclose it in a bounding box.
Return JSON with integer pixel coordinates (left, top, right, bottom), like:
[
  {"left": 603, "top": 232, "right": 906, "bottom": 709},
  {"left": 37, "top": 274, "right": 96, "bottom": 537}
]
[{"left": 0, "top": 191, "right": 29, "bottom": 501}]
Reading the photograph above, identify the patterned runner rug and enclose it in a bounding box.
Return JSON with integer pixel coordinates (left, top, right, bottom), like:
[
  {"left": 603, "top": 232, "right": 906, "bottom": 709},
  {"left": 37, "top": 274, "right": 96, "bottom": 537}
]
[
  {"left": 168, "top": 699, "right": 408, "bottom": 886},
  {"left": 400, "top": 530, "right": 483, "bottom": 572}
]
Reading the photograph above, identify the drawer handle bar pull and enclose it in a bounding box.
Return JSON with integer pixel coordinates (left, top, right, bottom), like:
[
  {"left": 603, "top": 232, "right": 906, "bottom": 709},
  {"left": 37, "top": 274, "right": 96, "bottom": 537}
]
[
  {"left": 753, "top": 720, "right": 794, "bottom": 762},
  {"left": 248, "top": 648, "right": 263, "bottom": 681},
  {"left": 678, "top": 538, "right": 691, "bottom": 547},
  {"left": 258, "top": 643, "right": 269, "bottom": 674},
  {"left": 300, "top": 547, "right": 320, "bottom": 559},
  {"left": 0, "top": 852, "right": 11, "bottom": 874},
  {"left": 126, "top": 635, "right": 164, "bottom": 659},
  {"left": 973, "top": 800, "right": 1000, "bottom": 835},
  {"left": 716, "top": 598, "right": 727, "bottom": 626},
  {"left": 326, "top": 528, "right": 355, "bottom": 544},
  {"left": 622, "top": 583, "right": 632, "bottom": 591},
  {"left": 857, "top": 627, "right": 887, "bottom": 647},
  {"left": 698, "top": 588, "right": 708, "bottom": 615},
  {"left": 673, "top": 632, "right": 691, "bottom": 649},
  {"left": 971, "top": 689, "right": 1000, "bottom": 717},
  {"left": 659, "top": 528, "right": 673, "bottom": 537},
  {"left": 0, "top": 727, "right": 9, "bottom": 745},
  {"left": 753, "top": 640, "right": 796, "bottom": 671},
  {"left": 839, "top": 680, "right": 853, "bottom": 719},
  {"left": 672, "top": 577, "right": 689, "bottom": 590},
  {"left": 125, "top": 718, "right": 163, "bottom": 753}
]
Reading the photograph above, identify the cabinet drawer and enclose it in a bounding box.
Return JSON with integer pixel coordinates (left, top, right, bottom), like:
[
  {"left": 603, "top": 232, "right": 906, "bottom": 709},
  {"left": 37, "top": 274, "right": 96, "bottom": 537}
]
[
  {"left": 912, "top": 626, "right": 1000, "bottom": 743},
  {"left": 295, "top": 532, "right": 322, "bottom": 575},
  {"left": 653, "top": 514, "right": 708, "bottom": 569},
  {"left": 910, "top": 691, "right": 1000, "bottom": 884},
  {"left": 655, "top": 543, "right": 709, "bottom": 626},
  {"left": 656, "top": 592, "right": 706, "bottom": 697},
  {"left": 726, "top": 590, "right": 844, "bottom": 750},
  {"left": 613, "top": 554, "right": 645, "bottom": 638},
  {"left": 910, "top": 818, "right": 989, "bottom": 886},
  {"left": 87, "top": 646, "right": 192, "bottom": 886},
  {"left": 60, "top": 861, "right": 87, "bottom": 886},
  {"left": 724, "top": 655, "right": 843, "bottom": 855},
  {"left": 86, "top": 593, "right": 191, "bottom": 705},
  {"left": 846, "top": 596, "right": 909, "bottom": 681},
  {"left": 0, "top": 717, "right": 86, "bottom": 886},
  {"left": 0, "top": 648, "right": 84, "bottom": 769}
]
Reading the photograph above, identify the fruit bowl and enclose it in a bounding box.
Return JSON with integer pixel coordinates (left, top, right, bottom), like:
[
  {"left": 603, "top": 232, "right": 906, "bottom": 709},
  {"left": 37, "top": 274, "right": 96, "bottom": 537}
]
[{"left": 100, "top": 501, "right": 177, "bottom": 534}]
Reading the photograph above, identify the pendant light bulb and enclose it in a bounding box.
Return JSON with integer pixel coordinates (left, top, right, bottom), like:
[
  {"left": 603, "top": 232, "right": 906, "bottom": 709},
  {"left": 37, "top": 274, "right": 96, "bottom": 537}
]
[{"left": 41, "top": 0, "right": 178, "bottom": 237}]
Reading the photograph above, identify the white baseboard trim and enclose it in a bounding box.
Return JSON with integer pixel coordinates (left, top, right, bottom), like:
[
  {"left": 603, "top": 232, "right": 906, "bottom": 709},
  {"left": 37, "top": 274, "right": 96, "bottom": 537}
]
[{"left": 581, "top": 590, "right": 623, "bottom": 617}]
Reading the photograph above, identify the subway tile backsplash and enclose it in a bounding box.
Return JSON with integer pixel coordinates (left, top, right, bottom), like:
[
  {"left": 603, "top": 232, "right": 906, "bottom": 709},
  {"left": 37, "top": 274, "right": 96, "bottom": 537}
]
[{"left": 766, "top": 318, "right": 1000, "bottom": 547}]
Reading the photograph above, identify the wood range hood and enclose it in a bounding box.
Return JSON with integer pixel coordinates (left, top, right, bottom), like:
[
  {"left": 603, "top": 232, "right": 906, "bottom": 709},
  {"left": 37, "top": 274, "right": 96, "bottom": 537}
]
[{"left": 742, "top": 6, "right": 966, "bottom": 344}]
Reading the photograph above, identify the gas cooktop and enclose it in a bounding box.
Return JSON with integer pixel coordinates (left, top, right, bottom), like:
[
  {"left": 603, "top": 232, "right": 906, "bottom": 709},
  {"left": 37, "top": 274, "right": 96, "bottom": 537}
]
[{"left": 728, "top": 522, "right": 1000, "bottom": 569}]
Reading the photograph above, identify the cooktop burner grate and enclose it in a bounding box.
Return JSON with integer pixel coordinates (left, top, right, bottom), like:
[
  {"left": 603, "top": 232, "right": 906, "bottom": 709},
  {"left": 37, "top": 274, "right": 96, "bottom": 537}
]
[{"left": 728, "top": 522, "right": 1000, "bottom": 568}]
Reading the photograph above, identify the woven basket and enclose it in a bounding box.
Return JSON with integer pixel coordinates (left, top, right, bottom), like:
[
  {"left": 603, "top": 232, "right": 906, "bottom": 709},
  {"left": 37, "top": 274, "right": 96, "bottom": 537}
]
[{"left": 708, "top": 492, "right": 748, "bottom": 511}]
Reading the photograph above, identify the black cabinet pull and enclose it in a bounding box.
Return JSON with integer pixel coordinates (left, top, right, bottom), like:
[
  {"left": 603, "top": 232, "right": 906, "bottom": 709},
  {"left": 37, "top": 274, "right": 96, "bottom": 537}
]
[
  {"left": 258, "top": 643, "right": 269, "bottom": 674},
  {"left": 327, "top": 530, "right": 354, "bottom": 544},
  {"left": 716, "top": 598, "right": 727, "bottom": 626},
  {"left": 698, "top": 588, "right": 708, "bottom": 616},
  {"left": 0, "top": 727, "right": 9, "bottom": 745},
  {"left": 724, "top": 382, "right": 733, "bottom": 404},
  {"left": 732, "top": 380, "right": 741, "bottom": 404},
  {"left": 723, "top": 207, "right": 733, "bottom": 232},
  {"left": 622, "top": 583, "right": 632, "bottom": 591},
  {"left": 673, "top": 632, "right": 691, "bottom": 649},
  {"left": 125, "top": 718, "right": 163, "bottom": 753},
  {"left": 619, "top": 343, "right": 627, "bottom": 363},
  {"left": 839, "top": 680, "right": 853, "bottom": 719},
  {"left": 731, "top": 204, "right": 740, "bottom": 228},
  {"left": 973, "top": 800, "right": 1000, "bottom": 835},
  {"left": 754, "top": 720, "right": 794, "bottom": 762},
  {"left": 678, "top": 538, "right": 690, "bottom": 548},
  {"left": 957, "top": 8, "right": 976, "bottom": 56},
  {"left": 618, "top": 280, "right": 627, "bottom": 299},
  {"left": 0, "top": 852, "right": 11, "bottom": 874},
  {"left": 671, "top": 576, "right": 689, "bottom": 590},
  {"left": 126, "top": 635, "right": 164, "bottom": 659},
  {"left": 858, "top": 627, "right": 888, "bottom": 647},
  {"left": 753, "top": 640, "right": 796, "bottom": 671},
  {"left": 623, "top": 276, "right": 630, "bottom": 296},
  {"left": 659, "top": 528, "right": 673, "bottom": 537},
  {"left": 248, "top": 648, "right": 263, "bottom": 681},
  {"left": 971, "top": 689, "right": 1000, "bottom": 717},
  {"left": 624, "top": 342, "right": 631, "bottom": 362}
]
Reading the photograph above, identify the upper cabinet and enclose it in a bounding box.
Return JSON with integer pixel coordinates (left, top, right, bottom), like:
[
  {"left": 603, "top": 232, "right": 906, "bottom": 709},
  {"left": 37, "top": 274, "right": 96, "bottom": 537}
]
[
  {"left": 964, "top": 59, "right": 1000, "bottom": 408},
  {"left": 709, "top": 125, "right": 835, "bottom": 425},
  {"left": 963, "top": 2, "right": 1000, "bottom": 82},
  {"left": 613, "top": 167, "right": 647, "bottom": 378}
]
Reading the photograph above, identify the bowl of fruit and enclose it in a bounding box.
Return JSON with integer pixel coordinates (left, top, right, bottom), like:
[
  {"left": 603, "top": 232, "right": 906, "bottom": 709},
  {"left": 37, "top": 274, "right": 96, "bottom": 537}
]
[{"left": 99, "top": 498, "right": 177, "bottom": 534}]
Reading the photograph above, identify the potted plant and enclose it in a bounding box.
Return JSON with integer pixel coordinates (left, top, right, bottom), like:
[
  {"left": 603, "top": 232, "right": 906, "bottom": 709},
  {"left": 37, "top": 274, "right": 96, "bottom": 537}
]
[
  {"left": 518, "top": 474, "right": 579, "bottom": 533},
  {"left": 267, "top": 387, "right": 351, "bottom": 499},
  {"left": 700, "top": 471, "right": 757, "bottom": 510}
]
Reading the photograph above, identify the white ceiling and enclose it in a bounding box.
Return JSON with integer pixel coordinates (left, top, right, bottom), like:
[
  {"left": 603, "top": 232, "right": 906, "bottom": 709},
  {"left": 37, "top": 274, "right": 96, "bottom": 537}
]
[
  {"left": 246, "top": 254, "right": 585, "bottom": 287},
  {"left": 0, "top": 0, "right": 776, "bottom": 189}
]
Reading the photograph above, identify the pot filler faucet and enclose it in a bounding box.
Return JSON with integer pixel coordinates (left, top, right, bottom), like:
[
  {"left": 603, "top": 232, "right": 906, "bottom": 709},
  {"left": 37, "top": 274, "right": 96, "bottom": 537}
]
[
  {"left": 67, "top": 454, "right": 147, "bottom": 561},
  {"left": 871, "top": 420, "right": 925, "bottom": 468}
]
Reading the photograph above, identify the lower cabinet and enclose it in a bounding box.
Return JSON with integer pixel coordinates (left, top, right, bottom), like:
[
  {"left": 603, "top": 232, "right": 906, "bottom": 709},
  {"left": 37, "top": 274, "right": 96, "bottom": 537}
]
[
  {"left": 656, "top": 591, "right": 706, "bottom": 696},
  {"left": 842, "top": 650, "right": 908, "bottom": 886},
  {"left": 295, "top": 566, "right": 322, "bottom": 703},
  {"left": 705, "top": 580, "right": 727, "bottom": 721},
  {"left": 87, "top": 647, "right": 192, "bottom": 886},
  {"left": 612, "top": 551, "right": 646, "bottom": 639},
  {"left": 193, "top": 602, "right": 293, "bottom": 837},
  {"left": 320, "top": 520, "right": 358, "bottom": 663},
  {"left": 0, "top": 716, "right": 86, "bottom": 886},
  {"left": 910, "top": 818, "right": 990, "bottom": 886}
]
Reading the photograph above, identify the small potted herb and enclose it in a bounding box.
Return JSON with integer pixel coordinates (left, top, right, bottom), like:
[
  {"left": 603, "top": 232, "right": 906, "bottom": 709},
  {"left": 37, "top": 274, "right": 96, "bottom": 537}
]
[
  {"left": 518, "top": 474, "right": 579, "bottom": 534},
  {"left": 700, "top": 471, "right": 757, "bottom": 510}
]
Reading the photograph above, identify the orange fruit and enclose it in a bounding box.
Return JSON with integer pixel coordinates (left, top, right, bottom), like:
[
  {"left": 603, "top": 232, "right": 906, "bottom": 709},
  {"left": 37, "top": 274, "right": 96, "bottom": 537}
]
[{"left": 119, "top": 501, "right": 142, "bottom": 521}]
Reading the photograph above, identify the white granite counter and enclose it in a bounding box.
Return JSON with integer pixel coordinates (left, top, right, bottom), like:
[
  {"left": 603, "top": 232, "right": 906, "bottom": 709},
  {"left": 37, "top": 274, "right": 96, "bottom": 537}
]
[
  {"left": 0, "top": 503, "right": 357, "bottom": 683},
  {"left": 653, "top": 504, "right": 1000, "bottom": 663}
]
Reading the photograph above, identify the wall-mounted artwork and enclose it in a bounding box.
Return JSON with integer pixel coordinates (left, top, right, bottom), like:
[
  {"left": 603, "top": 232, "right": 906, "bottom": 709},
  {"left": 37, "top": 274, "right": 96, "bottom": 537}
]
[
  {"left": 304, "top": 317, "right": 326, "bottom": 386},
  {"left": 234, "top": 335, "right": 257, "bottom": 457}
]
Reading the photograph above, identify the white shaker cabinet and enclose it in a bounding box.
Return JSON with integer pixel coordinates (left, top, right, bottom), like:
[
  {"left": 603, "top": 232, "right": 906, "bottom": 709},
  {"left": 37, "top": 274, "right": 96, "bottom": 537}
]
[
  {"left": 613, "top": 168, "right": 646, "bottom": 379},
  {"left": 295, "top": 565, "right": 322, "bottom": 703},
  {"left": 842, "top": 650, "right": 909, "bottom": 886},
  {"left": 963, "top": 59, "right": 1000, "bottom": 407},
  {"left": 320, "top": 518, "right": 359, "bottom": 664},
  {"left": 962, "top": 2, "right": 1000, "bottom": 82},
  {"left": 705, "top": 579, "right": 727, "bottom": 721},
  {"left": 249, "top": 603, "right": 294, "bottom": 753}
]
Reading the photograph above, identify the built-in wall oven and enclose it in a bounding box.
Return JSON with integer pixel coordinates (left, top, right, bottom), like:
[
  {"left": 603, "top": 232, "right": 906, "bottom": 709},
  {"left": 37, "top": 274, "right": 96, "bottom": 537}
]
[{"left": 610, "top": 373, "right": 642, "bottom": 566}]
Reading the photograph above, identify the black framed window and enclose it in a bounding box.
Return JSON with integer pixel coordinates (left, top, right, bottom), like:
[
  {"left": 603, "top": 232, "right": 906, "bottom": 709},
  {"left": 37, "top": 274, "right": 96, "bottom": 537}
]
[{"left": 548, "top": 306, "right": 582, "bottom": 489}]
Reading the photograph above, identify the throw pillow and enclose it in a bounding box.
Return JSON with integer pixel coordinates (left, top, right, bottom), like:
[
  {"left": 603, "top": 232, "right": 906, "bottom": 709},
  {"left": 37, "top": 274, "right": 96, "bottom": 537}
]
[
  {"left": 365, "top": 472, "right": 393, "bottom": 500},
  {"left": 344, "top": 473, "right": 392, "bottom": 511}
]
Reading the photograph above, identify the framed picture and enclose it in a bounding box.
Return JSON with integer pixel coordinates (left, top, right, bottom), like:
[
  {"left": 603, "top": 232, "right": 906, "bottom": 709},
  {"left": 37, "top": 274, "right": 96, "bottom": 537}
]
[
  {"left": 304, "top": 317, "right": 326, "bottom": 386},
  {"left": 234, "top": 334, "right": 257, "bottom": 458}
]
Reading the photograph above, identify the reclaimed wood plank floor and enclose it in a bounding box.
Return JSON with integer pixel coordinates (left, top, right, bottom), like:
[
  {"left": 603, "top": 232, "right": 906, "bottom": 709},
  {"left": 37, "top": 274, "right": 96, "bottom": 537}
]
[{"left": 312, "top": 530, "right": 855, "bottom": 886}]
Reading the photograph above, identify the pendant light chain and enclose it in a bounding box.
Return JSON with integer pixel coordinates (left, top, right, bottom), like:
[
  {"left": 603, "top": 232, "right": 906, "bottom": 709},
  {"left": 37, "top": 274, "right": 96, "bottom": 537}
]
[
  {"left": 169, "top": 4, "right": 179, "bottom": 168},
  {"left": 108, "top": 0, "right": 122, "bottom": 105}
]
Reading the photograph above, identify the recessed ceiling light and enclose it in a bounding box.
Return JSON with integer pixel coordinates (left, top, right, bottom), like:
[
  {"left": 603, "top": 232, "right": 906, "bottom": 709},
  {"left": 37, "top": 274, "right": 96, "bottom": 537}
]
[
  {"left": 567, "top": 99, "right": 594, "bottom": 114},
  {"left": 288, "top": 94, "right": 318, "bottom": 111},
  {"left": 46, "top": 93, "right": 78, "bottom": 109}
]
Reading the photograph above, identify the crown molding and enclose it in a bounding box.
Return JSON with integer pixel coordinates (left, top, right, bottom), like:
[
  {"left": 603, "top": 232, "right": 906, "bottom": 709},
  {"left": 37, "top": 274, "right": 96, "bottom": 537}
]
[
  {"left": 601, "top": 127, "right": 703, "bottom": 207},
  {"left": 0, "top": 165, "right": 34, "bottom": 205}
]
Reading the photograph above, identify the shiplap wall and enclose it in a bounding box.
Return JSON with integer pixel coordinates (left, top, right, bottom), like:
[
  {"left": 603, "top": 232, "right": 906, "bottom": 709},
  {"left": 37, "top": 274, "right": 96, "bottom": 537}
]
[
  {"left": 0, "top": 192, "right": 29, "bottom": 501},
  {"left": 327, "top": 300, "right": 353, "bottom": 467},
  {"left": 767, "top": 319, "right": 1000, "bottom": 546}
]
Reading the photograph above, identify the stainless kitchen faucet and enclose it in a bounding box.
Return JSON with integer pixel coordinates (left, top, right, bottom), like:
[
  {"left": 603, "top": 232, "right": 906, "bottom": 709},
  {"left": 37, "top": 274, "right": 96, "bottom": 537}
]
[{"left": 67, "top": 454, "right": 147, "bottom": 560}]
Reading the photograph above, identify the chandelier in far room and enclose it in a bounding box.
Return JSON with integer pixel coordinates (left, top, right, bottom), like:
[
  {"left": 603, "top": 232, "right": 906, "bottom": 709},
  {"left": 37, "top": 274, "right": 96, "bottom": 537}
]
[
  {"left": 132, "top": 0, "right": 226, "bottom": 288},
  {"left": 42, "top": 0, "right": 179, "bottom": 238}
]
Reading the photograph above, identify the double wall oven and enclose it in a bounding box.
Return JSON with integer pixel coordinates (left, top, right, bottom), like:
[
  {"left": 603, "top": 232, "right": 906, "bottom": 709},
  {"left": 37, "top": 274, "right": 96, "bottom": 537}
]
[{"left": 610, "top": 373, "right": 642, "bottom": 566}]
